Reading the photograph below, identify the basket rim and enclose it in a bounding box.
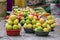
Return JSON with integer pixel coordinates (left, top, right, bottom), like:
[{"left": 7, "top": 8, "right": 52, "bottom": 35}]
[{"left": 35, "top": 31, "right": 49, "bottom": 33}]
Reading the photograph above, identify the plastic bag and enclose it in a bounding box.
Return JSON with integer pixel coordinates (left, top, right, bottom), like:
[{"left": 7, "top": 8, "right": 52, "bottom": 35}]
[{"left": 50, "top": 4, "right": 60, "bottom": 15}]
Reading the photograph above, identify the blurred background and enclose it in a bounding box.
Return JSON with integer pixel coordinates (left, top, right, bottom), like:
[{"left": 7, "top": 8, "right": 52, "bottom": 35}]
[{"left": 0, "top": 0, "right": 60, "bottom": 17}]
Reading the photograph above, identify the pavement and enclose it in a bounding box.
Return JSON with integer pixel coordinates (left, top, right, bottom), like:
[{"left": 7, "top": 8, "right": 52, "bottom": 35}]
[{"left": 0, "top": 16, "right": 60, "bottom": 40}]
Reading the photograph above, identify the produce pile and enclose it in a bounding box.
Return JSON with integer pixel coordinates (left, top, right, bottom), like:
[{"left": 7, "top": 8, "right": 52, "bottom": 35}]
[
  {"left": 5, "top": 6, "right": 56, "bottom": 36},
  {"left": 6, "top": 15, "right": 21, "bottom": 30},
  {"left": 5, "top": 14, "right": 22, "bottom": 36},
  {"left": 34, "top": 15, "right": 55, "bottom": 32}
]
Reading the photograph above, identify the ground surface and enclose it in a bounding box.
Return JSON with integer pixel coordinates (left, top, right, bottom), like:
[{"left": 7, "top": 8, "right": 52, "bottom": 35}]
[{"left": 0, "top": 15, "right": 60, "bottom": 40}]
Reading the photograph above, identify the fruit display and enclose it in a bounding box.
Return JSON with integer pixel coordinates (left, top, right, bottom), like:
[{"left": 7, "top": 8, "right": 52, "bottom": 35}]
[
  {"left": 9, "top": 6, "right": 56, "bottom": 36},
  {"left": 34, "top": 15, "right": 56, "bottom": 36},
  {"left": 47, "top": 15, "right": 56, "bottom": 31},
  {"left": 34, "top": 7, "right": 45, "bottom": 14},
  {"left": 5, "top": 14, "right": 21, "bottom": 36},
  {"left": 23, "top": 14, "right": 55, "bottom": 34},
  {"left": 23, "top": 14, "right": 37, "bottom": 33}
]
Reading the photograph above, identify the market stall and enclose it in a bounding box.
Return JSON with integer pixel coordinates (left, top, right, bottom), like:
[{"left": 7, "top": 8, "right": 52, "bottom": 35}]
[
  {"left": 5, "top": 7, "right": 56, "bottom": 36},
  {"left": 0, "top": 0, "right": 60, "bottom": 40}
]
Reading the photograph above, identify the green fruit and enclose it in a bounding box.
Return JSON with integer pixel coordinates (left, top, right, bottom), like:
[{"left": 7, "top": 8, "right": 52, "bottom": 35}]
[
  {"left": 32, "top": 19, "right": 37, "bottom": 24},
  {"left": 20, "top": 20, "right": 25, "bottom": 23},
  {"left": 10, "top": 15, "right": 17, "bottom": 21},
  {"left": 26, "top": 19, "right": 31, "bottom": 24},
  {"left": 6, "top": 23, "right": 13, "bottom": 30},
  {"left": 23, "top": 13, "right": 27, "bottom": 17},
  {"left": 35, "top": 27, "right": 43, "bottom": 32},
  {"left": 20, "top": 20, "right": 25, "bottom": 25},
  {"left": 24, "top": 17, "right": 28, "bottom": 20},
  {"left": 33, "top": 25, "right": 36, "bottom": 29},
  {"left": 39, "top": 12, "right": 41, "bottom": 15},
  {"left": 47, "top": 15, "right": 53, "bottom": 20},
  {"left": 35, "top": 10, "right": 39, "bottom": 13},
  {"left": 13, "top": 25, "right": 19, "bottom": 30},
  {"left": 14, "top": 9, "right": 18, "bottom": 12},
  {"left": 14, "top": 19, "right": 19, "bottom": 25}
]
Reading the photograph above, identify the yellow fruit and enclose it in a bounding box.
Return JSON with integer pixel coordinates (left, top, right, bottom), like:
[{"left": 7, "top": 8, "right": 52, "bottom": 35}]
[
  {"left": 18, "top": 23, "right": 21, "bottom": 29},
  {"left": 47, "top": 15, "right": 53, "bottom": 20},
  {"left": 35, "top": 27, "right": 43, "bottom": 32},
  {"left": 26, "top": 7, "right": 30, "bottom": 11},
  {"left": 14, "top": 19, "right": 19, "bottom": 25},
  {"left": 41, "top": 12, "right": 50, "bottom": 16},
  {"left": 33, "top": 25, "right": 36, "bottom": 29},
  {"left": 43, "top": 28, "right": 49, "bottom": 32},
  {"left": 26, "top": 24, "right": 33, "bottom": 29},
  {"left": 7, "top": 19, "right": 13, "bottom": 25},
  {"left": 10, "top": 15, "right": 17, "bottom": 21},
  {"left": 23, "top": 23, "right": 27, "bottom": 28},
  {"left": 33, "top": 16, "right": 37, "bottom": 20},
  {"left": 28, "top": 11, "right": 30, "bottom": 14},
  {"left": 47, "top": 25, "right": 51, "bottom": 31},
  {"left": 6, "top": 23, "right": 13, "bottom": 30},
  {"left": 51, "top": 23, "right": 56, "bottom": 28},
  {"left": 36, "top": 23, "right": 41, "bottom": 27},
  {"left": 39, "top": 18, "right": 45, "bottom": 24},
  {"left": 6, "top": 19, "right": 11, "bottom": 22},
  {"left": 42, "top": 23, "right": 47, "bottom": 28},
  {"left": 48, "top": 20, "right": 55, "bottom": 24},
  {"left": 37, "top": 21, "right": 39, "bottom": 23},
  {"left": 28, "top": 15, "right": 33, "bottom": 20},
  {"left": 46, "top": 20, "right": 49, "bottom": 24},
  {"left": 13, "top": 25, "right": 19, "bottom": 30}
]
